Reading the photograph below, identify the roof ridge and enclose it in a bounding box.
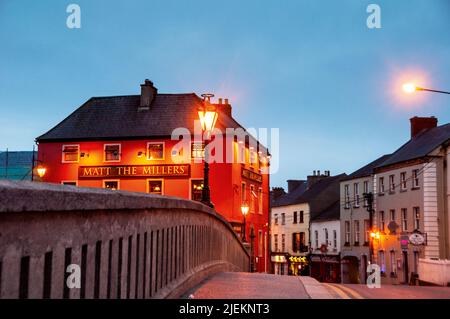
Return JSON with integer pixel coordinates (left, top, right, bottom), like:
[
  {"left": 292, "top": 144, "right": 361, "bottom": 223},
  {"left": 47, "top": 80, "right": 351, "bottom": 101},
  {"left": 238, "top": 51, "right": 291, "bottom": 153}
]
[{"left": 90, "top": 93, "right": 197, "bottom": 100}]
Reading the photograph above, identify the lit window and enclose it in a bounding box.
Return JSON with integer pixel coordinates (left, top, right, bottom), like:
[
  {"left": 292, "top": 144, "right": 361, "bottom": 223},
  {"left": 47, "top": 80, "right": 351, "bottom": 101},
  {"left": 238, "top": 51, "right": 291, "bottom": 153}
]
[
  {"left": 191, "top": 180, "right": 203, "bottom": 201},
  {"left": 62, "top": 145, "right": 79, "bottom": 163},
  {"left": 250, "top": 150, "right": 257, "bottom": 168},
  {"left": 413, "top": 207, "right": 420, "bottom": 230},
  {"left": 191, "top": 142, "right": 204, "bottom": 160},
  {"left": 147, "top": 142, "right": 164, "bottom": 160},
  {"left": 250, "top": 185, "right": 255, "bottom": 213},
  {"left": 148, "top": 180, "right": 163, "bottom": 195},
  {"left": 104, "top": 144, "right": 121, "bottom": 162},
  {"left": 103, "top": 180, "right": 119, "bottom": 190},
  {"left": 379, "top": 250, "right": 386, "bottom": 274}
]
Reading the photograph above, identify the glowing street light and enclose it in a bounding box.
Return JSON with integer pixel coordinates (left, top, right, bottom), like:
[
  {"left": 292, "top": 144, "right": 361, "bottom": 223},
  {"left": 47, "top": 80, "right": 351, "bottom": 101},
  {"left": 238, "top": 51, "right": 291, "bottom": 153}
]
[
  {"left": 241, "top": 202, "right": 249, "bottom": 243},
  {"left": 36, "top": 165, "right": 47, "bottom": 178},
  {"left": 198, "top": 93, "right": 218, "bottom": 208},
  {"left": 402, "top": 83, "right": 450, "bottom": 95}
]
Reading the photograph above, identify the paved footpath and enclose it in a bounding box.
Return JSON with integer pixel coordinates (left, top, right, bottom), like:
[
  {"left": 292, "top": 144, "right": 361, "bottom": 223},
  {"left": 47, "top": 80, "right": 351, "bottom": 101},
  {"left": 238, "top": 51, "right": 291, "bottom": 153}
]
[{"left": 186, "top": 272, "right": 334, "bottom": 299}]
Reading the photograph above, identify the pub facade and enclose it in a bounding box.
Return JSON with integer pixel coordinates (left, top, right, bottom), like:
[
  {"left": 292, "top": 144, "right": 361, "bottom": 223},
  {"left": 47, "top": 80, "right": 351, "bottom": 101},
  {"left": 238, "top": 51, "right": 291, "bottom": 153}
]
[{"left": 36, "top": 79, "right": 270, "bottom": 273}]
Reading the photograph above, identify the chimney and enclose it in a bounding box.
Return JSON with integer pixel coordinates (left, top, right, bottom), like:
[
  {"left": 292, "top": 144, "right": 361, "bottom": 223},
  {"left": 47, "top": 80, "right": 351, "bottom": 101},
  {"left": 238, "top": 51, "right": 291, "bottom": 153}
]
[
  {"left": 139, "top": 79, "right": 157, "bottom": 110},
  {"left": 271, "top": 187, "right": 286, "bottom": 200},
  {"left": 215, "top": 97, "right": 232, "bottom": 117},
  {"left": 410, "top": 116, "right": 437, "bottom": 139},
  {"left": 307, "top": 170, "right": 330, "bottom": 188},
  {"left": 287, "top": 180, "right": 305, "bottom": 193}
]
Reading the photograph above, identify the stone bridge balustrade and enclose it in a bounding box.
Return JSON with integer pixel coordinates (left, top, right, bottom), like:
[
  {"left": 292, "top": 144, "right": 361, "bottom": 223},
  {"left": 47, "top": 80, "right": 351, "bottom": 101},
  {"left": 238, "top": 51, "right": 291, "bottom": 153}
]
[{"left": 0, "top": 180, "right": 249, "bottom": 299}]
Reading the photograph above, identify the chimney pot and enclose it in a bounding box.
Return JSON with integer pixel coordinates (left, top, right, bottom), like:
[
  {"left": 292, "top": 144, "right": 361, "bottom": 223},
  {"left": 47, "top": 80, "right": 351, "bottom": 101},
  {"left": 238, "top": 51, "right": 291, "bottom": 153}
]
[
  {"left": 318, "top": 170, "right": 321, "bottom": 176},
  {"left": 410, "top": 116, "right": 438, "bottom": 139},
  {"left": 218, "top": 98, "right": 223, "bottom": 104},
  {"left": 140, "top": 79, "right": 157, "bottom": 110},
  {"left": 224, "top": 98, "right": 229, "bottom": 105}
]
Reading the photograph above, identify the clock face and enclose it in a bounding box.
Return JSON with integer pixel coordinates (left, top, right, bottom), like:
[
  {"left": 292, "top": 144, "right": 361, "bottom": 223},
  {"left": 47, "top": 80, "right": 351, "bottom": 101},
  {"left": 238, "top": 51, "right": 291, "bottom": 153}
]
[{"left": 409, "top": 233, "right": 425, "bottom": 245}]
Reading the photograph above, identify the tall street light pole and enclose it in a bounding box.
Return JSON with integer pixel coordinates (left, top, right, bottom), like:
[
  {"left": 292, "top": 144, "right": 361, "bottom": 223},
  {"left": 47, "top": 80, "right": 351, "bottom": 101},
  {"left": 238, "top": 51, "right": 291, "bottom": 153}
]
[{"left": 198, "top": 94, "right": 218, "bottom": 208}]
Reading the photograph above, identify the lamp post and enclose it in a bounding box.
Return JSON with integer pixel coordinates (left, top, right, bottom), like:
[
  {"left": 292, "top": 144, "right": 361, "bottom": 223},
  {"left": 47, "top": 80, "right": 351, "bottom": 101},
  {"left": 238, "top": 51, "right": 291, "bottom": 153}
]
[
  {"left": 403, "top": 83, "right": 450, "bottom": 95},
  {"left": 198, "top": 93, "right": 218, "bottom": 208},
  {"left": 241, "top": 202, "right": 249, "bottom": 243}
]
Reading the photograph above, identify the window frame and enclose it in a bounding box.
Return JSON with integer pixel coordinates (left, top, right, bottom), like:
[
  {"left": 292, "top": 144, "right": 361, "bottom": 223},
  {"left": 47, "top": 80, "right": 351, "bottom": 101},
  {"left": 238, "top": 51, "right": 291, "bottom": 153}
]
[
  {"left": 147, "top": 142, "right": 165, "bottom": 161},
  {"left": 146, "top": 178, "right": 164, "bottom": 195},
  {"left": 354, "top": 220, "right": 360, "bottom": 245},
  {"left": 413, "top": 207, "right": 420, "bottom": 230},
  {"left": 379, "top": 177, "right": 385, "bottom": 194},
  {"left": 412, "top": 169, "right": 420, "bottom": 188},
  {"left": 103, "top": 143, "right": 121, "bottom": 163},
  {"left": 401, "top": 208, "right": 408, "bottom": 231},
  {"left": 389, "top": 174, "right": 395, "bottom": 192},
  {"left": 61, "top": 180, "right": 78, "bottom": 186},
  {"left": 354, "top": 183, "right": 360, "bottom": 207},
  {"left": 61, "top": 144, "right": 80, "bottom": 163},
  {"left": 103, "top": 179, "right": 120, "bottom": 190},
  {"left": 345, "top": 221, "right": 350, "bottom": 245},
  {"left": 258, "top": 187, "right": 263, "bottom": 214},
  {"left": 400, "top": 172, "right": 407, "bottom": 190}
]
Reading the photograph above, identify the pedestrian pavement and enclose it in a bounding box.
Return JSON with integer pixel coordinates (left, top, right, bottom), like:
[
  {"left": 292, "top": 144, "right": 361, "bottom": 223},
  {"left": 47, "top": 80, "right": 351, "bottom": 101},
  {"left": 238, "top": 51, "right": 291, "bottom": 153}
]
[{"left": 185, "top": 272, "right": 334, "bottom": 299}]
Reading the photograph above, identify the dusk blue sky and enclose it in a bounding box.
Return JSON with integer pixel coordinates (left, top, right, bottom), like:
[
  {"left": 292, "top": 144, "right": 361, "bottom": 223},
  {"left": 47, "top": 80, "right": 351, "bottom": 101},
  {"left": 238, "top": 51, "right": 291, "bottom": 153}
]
[{"left": 1, "top": 0, "right": 449, "bottom": 187}]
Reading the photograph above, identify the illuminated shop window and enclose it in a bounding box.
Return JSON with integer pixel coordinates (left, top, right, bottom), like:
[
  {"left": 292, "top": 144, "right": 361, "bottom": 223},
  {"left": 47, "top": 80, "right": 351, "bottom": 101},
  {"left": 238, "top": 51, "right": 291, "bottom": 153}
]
[
  {"left": 147, "top": 142, "right": 164, "bottom": 160},
  {"left": 103, "top": 180, "right": 119, "bottom": 190},
  {"left": 104, "top": 144, "right": 121, "bottom": 162},
  {"left": 62, "top": 145, "right": 79, "bottom": 163},
  {"left": 191, "top": 142, "right": 204, "bottom": 160},
  {"left": 191, "top": 180, "right": 204, "bottom": 201},
  {"left": 148, "top": 180, "right": 163, "bottom": 195}
]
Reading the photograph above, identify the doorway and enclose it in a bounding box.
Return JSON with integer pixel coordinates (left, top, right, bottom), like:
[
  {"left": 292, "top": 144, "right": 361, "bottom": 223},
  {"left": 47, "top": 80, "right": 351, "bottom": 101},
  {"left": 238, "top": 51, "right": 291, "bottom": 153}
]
[{"left": 402, "top": 251, "right": 409, "bottom": 284}]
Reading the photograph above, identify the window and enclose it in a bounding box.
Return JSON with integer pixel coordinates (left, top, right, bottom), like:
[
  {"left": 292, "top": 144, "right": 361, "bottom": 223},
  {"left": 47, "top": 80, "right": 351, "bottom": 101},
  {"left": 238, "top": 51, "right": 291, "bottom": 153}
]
[
  {"left": 314, "top": 230, "right": 319, "bottom": 248},
  {"left": 274, "top": 234, "right": 279, "bottom": 252},
  {"left": 299, "top": 211, "right": 304, "bottom": 223},
  {"left": 103, "top": 180, "right": 119, "bottom": 190},
  {"left": 292, "top": 233, "right": 301, "bottom": 253},
  {"left": 300, "top": 232, "right": 306, "bottom": 252},
  {"left": 241, "top": 182, "right": 246, "bottom": 203},
  {"left": 413, "top": 207, "right": 420, "bottom": 230},
  {"left": 250, "top": 185, "right": 255, "bottom": 213},
  {"left": 379, "top": 211, "right": 385, "bottom": 232},
  {"left": 147, "top": 180, "right": 163, "bottom": 195},
  {"left": 325, "top": 229, "right": 329, "bottom": 245},
  {"left": 363, "top": 181, "right": 369, "bottom": 206},
  {"left": 401, "top": 208, "right": 408, "bottom": 231},
  {"left": 344, "top": 184, "right": 350, "bottom": 208},
  {"left": 104, "top": 144, "right": 121, "bottom": 162},
  {"left": 354, "top": 220, "right": 360, "bottom": 245},
  {"left": 62, "top": 181, "right": 77, "bottom": 186},
  {"left": 354, "top": 183, "right": 360, "bottom": 207},
  {"left": 379, "top": 250, "right": 386, "bottom": 274},
  {"left": 412, "top": 169, "right": 420, "bottom": 188},
  {"left": 400, "top": 172, "right": 407, "bottom": 190},
  {"left": 379, "top": 177, "right": 385, "bottom": 194},
  {"left": 281, "top": 234, "right": 286, "bottom": 252},
  {"left": 293, "top": 211, "right": 298, "bottom": 224},
  {"left": 333, "top": 230, "right": 337, "bottom": 248},
  {"left": 191, "top": 142, "right": 204, "bottom": 160},
  {"left": 191, "top": 179, "right": 203, "bottom": 201},
  {"left": 147, "top": 142, "right": 164, "bottom": 160},
  {"left": 249, "top": 151, "right": 257, "bottom": 168},
  {"left": 274, "top": 214, "right": 278, "bottom": 225},
  {"left": 364, "top": 220, "right": 370, "bottom": 244},
  {"left": 238, "top": 143, "right": 245, "bottom": 164},
  {"left": 62, "top": 144, "right": 79, "bottom": 163},
  {"left": 390, "top": 209, "right": 396, "bottom": 222},
  {"left": 390, "top": 251, "right": 397, "bottom": 276},
  {"left": 258, "top": 230, "right": 263, "bottom": 257},
  {"left": 389, "top": 175, "right": 395, "bottom": 192},
  {"left": 281, "top": 213, "right": 286, "bottom": 225},
  {"left": 258, "top": 188, "right": 263, "bottom": 214},
  {"left": 345, "top": 221, "right": 350, "bottom": 244}
]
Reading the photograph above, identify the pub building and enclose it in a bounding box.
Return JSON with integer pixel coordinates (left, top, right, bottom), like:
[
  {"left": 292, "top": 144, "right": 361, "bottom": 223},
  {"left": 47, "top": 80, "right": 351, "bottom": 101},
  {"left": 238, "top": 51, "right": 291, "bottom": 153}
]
[{"left": 35, "top": 79, "right": 270, "bottom": 273}]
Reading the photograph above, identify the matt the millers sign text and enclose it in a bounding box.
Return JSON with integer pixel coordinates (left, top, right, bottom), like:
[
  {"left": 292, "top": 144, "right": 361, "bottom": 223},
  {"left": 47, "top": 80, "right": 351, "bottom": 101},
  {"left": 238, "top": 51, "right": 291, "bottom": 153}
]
[{"left": 78, "top": 164, "right": 190, "bottom": 179}]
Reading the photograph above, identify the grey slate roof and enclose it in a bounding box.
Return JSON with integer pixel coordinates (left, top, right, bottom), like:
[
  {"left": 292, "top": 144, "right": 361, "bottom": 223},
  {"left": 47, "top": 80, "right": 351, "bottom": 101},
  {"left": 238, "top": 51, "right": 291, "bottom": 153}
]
[
  {"left": 272, "top": 174, "right": 347, "bottom": 220},
  {"left": 343, "top": 154, "right": 392, "bottom": 181},
  {"left": 311, "top": 200, "right": 340, "bottom": 222},
  {"left": 36, "top": 94, "right": 265, "bottom": 150},
  {"left": 376, "top": 123, "right": 450, "bottom": 169}
]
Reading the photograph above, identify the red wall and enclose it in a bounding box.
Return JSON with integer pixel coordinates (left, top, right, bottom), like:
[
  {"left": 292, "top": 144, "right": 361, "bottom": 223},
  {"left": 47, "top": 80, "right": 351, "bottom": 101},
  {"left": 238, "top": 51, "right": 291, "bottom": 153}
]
[{"left": 38, "top": 137, "right": 270, "bottom": 272}]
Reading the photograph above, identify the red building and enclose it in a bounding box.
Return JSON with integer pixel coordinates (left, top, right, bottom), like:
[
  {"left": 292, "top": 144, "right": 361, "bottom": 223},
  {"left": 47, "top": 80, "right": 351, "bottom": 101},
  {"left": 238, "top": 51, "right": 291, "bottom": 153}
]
[{"left": 36, "top": 79, "right": 270, "bottom": 272}]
